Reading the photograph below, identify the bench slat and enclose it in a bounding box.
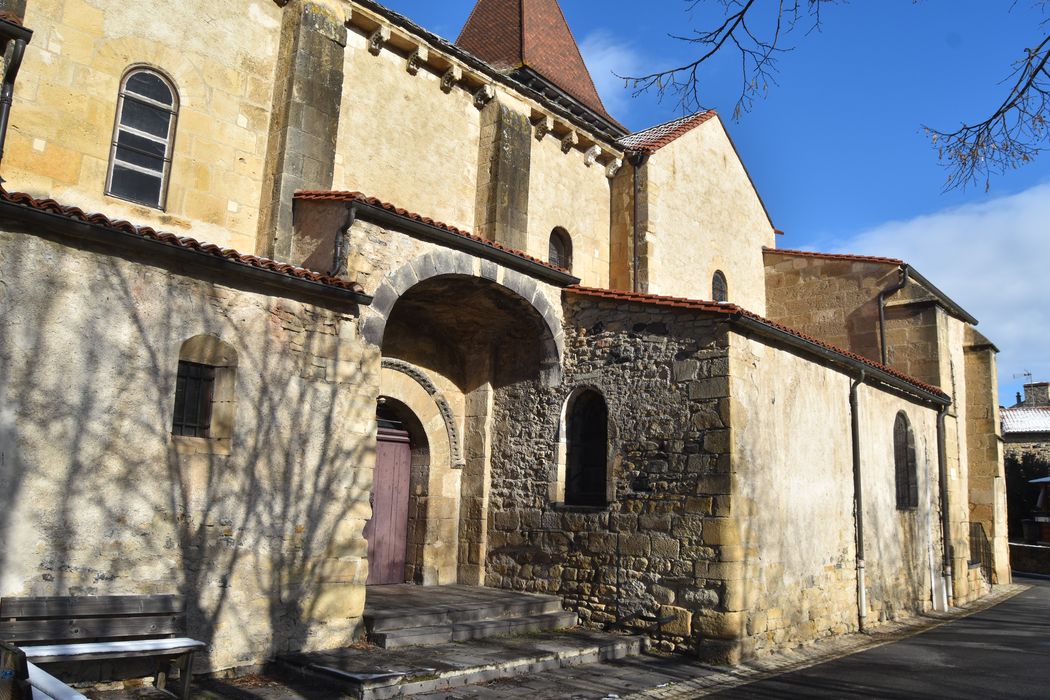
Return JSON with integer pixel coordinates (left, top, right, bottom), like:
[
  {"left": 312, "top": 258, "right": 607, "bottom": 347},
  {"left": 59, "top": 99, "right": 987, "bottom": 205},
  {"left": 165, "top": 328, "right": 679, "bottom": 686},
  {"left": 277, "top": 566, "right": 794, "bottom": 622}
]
[
  {"left": 0, "top": 595, "right": 184, "bottom": 619},
  {"left": 23, "top": 637, "right": 206, "bottom": 664},
  {"left": 0, "top": 614, "right": 180, "bottom": 643}
]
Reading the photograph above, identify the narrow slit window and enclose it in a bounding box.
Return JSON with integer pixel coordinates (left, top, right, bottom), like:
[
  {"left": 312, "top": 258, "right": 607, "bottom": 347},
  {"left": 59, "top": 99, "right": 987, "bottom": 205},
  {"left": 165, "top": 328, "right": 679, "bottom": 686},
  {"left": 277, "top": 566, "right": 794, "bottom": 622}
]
[
  {"left": 549, "top": 227, "right": 573, "bottom": 272},
  {"left": 712, "top": 270, "right": 728, "bottom": 303},
  {"left": 107, "top": 68, "right": 178, "bottom": 209},
  {"left": 566, "top": 389, "right": 609, "bottom": 507},
  {"left": 894, "top": 411, "right": 919, "bottom": 510},
  {"left": 172, "top": 360, "right": 215, "bottom": 438}
]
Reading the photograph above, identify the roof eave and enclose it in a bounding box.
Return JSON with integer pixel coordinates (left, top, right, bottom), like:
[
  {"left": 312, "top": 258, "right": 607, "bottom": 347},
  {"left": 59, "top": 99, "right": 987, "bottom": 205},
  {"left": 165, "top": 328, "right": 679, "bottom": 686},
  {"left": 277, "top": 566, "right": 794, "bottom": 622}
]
[
  {"left": 0, "top": 198, "right": 373, "bottom": 308},
  {"left": 350, "top": 199, "right": 581, "bottom": 287}
]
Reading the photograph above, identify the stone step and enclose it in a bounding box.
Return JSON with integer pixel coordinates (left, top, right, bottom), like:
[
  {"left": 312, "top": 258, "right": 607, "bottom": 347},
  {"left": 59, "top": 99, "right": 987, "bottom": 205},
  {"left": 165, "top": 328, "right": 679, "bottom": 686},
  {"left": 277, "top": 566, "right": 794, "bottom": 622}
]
[
  {"left": 278, "top": 629, "right": 645, "bottom": 700},
  {"left": 364, "top": 593, "right": 565, "bottom": 633},
  {"left": 372, "top": 610, "right": 580, "bottom": 649}
]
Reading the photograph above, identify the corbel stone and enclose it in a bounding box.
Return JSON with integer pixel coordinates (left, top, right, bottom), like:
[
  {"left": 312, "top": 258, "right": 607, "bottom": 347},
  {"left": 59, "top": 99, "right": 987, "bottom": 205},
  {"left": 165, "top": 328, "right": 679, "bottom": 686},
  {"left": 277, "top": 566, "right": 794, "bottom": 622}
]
[
  {"left": 560, "top": 130, "right": 578, "bottom": 153},
  {"left": 441, "top": 65, "right": 462, "bottom": 93},
  {"left": 533, "top": 115, "right": 554, "bottom": 141},
  {"left": 368, "top": 26, "right": 390, "bottom": 55},
  {"left": 606, "top": 158, "right": 624, "bottom": 178},
  {"left": 406, "top": 45, "right": 428, "bottom": 75},
  {"left": 474, "top": 84, "right": 496, "bottom": 109},
  {"left": 584, "top": 145, "right": 602, "bottom": 167}
]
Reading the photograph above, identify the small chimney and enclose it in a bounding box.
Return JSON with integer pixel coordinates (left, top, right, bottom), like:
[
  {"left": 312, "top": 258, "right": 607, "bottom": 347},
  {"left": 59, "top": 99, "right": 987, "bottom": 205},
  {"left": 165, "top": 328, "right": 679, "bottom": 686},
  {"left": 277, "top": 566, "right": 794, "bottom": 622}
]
[{"left": 1023, "top": 382, "right": 1050, "bottom": 407}]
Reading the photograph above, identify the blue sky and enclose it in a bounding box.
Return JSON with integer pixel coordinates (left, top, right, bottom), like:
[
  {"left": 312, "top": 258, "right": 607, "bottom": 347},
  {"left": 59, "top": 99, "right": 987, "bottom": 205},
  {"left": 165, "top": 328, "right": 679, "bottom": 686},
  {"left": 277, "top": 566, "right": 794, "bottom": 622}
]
[{"left": 383, "top": 0, "right": 1050, "bottom": 404}]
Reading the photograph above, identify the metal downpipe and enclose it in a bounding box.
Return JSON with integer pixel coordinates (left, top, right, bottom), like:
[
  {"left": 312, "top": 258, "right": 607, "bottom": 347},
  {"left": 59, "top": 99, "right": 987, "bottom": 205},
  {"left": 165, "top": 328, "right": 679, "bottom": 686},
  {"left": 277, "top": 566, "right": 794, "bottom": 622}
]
[
  {"left": 936, "top": 405, "right": 955, "bottom": 607},
  {"left": 878, "top": 266, "right": 910, "bottom": 365},
  {"left": 850, "top": 371, "right": 867, "bottom": 631},
  {"left": 0, "top": 36, "right": 29, "bottom": 169}
]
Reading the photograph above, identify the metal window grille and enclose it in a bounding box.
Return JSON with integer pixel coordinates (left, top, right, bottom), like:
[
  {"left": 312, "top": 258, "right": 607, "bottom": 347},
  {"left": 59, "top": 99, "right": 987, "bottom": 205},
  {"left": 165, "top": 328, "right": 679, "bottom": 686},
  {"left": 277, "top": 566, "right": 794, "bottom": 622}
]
[
  {"left": 106, "top": 68, "right": 178, "bottom": 209},
  {"left": 172, "top": 361, "right": 215, "bottom": 438},
  {"left": 549, "top": 228, "right": 573, "bottom": 272}
]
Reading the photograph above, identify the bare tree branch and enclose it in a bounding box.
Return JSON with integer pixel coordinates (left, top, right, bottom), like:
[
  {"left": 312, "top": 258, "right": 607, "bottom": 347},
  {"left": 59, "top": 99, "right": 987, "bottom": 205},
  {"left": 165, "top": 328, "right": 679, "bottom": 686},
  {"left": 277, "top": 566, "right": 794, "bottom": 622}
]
[
  {"left": 619, "top": 0, "right": 838, "bottom": 117},
  {"left": 926, "top": 33, "right": 1050, "bottom": 191},
  {"left": 624, "top": 0, "right": 1050, "bottom": 191}
]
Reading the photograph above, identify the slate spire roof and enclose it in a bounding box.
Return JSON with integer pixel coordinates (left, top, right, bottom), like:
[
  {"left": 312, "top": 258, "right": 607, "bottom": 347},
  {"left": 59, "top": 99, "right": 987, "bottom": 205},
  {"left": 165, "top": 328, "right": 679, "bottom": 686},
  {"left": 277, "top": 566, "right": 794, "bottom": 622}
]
[{"left": 456, "top": 0, "right": 615, "bottom": 124}]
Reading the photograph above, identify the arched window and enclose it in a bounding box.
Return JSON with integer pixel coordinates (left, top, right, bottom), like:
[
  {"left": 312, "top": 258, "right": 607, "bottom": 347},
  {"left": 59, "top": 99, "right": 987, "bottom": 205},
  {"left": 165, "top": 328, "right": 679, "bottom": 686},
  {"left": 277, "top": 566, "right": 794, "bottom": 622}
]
[
  {"left": 107, "top": 67, "right": 179, "bottom": 209},
  {"left": 565, "top": 389, "right": 608, "bottom": 506},
  {"left": 894, "top": 411, "right": 918, "bottom": 510},
  {"left": 549, "top": 227, "right": 573, "bottom": 272},
  {"left": 172, "top": 335, "right": 237, "bottom": 453},
  {"left": 712, "top": 270, "right": 728, "bottom": 303}
]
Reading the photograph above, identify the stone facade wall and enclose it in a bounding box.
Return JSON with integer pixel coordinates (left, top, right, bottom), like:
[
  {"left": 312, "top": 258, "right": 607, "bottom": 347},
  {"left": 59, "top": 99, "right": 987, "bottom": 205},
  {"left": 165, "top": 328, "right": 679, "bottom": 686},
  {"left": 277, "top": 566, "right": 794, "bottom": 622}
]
[
  {"left": 763, "top": 255, "right": 898, "bottom": 361},
  {"left": 333, "top": 21, "right": 483, "bottom": 234},
  {"left": 644, "top": 117, "right": 775, "bottom": 313},
  {"left": 1005, "top": 436, "right": 1050, "bottom": 463},
  {"left": 486, "top": 297, "right": 735, "bottom": 654},
  {"left": 526, "top": 123, "right": 612, "bottom": 289},
  {"left": 8, "top": 0, "right": 284, "bottom": 252},
  {"left": 964, "top": 338, "right": 1011, "bottom": 584},
  {"left": 728, "top": 334, "right": 941, "bottom": 657},
  {"left": 0, "top": 225, "right": 379, "bottom": 671}
]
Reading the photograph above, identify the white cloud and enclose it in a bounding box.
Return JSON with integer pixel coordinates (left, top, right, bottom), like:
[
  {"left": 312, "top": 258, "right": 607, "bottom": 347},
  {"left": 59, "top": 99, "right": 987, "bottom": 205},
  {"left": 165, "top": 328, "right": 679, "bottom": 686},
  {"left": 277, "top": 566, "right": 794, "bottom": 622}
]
[
  {"left": 579, "top": 30, "right": 647, "bottom": 120},
  {"left": 838, "top": 183, "right": 1050, "bottom": 405}
]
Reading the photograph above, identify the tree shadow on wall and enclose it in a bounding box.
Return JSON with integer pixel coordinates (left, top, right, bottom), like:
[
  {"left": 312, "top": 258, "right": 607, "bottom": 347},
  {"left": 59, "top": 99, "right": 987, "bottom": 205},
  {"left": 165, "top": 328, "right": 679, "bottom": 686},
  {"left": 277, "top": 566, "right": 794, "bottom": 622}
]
[{"left": 0, "top": 234, "right": 374, "bottom": 670}]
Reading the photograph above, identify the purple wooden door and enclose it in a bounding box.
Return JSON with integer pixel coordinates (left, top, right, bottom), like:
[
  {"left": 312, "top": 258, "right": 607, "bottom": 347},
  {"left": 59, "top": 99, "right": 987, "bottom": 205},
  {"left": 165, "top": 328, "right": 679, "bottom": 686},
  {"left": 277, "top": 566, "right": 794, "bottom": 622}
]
[{"left": 365, "top": 427, "right": 412, "bottom": 585}]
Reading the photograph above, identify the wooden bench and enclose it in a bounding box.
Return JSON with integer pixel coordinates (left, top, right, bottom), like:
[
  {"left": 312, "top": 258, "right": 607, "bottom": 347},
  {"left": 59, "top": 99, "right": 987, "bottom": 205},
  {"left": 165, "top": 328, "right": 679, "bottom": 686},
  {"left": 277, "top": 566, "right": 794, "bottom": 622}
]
[{"left": 0, "top": 596, "right": 205, "bottom": 700}]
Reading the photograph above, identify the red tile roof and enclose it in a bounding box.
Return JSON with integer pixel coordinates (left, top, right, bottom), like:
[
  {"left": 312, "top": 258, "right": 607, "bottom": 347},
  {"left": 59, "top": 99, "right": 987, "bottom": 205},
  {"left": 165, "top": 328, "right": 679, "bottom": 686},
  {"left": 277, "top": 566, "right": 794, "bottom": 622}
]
[
  {"left": 294, "top": 190, "right": 570, "bottom": 274},
  {"left": 0, "top": 11, "right": 23, "bottom": 26},
  {"left": 456, "top": 0, "right": 615, "bottom": 123},
  {"left": 763, "top": 247, "right": 904, "bottom": 266},
  {"left": 0, "top": 190, "right": 366, "bottom": 294},
  {"left": 618, "top": 111, "right": 719, "bottom": 154},
  {"left": 566, "top": 285, "right": 948, "bottom": 399}
]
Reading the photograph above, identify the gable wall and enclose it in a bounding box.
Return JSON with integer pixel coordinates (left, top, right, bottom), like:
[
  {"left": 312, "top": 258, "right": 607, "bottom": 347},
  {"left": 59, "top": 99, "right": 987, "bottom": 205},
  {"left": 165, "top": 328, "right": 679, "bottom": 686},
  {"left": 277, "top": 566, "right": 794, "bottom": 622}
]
[{"left": 644, "top": 119, "right": 775, "bottom": 312}]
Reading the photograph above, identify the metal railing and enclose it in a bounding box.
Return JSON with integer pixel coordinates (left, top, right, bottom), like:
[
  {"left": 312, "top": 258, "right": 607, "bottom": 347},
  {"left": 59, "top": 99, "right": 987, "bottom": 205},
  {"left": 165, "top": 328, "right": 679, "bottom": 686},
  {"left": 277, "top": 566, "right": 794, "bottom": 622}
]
[{"left": 969, "top": 521, "right": 994, "bottom": 582}]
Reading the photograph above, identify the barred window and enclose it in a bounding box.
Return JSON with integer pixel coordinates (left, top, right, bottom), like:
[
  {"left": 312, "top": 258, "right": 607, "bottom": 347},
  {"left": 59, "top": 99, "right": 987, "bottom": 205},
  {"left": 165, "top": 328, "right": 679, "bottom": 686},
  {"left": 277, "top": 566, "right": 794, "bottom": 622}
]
[
  {"left": 549, "top": 227, "right": 573, "bottom": 272},
  {"left": 894, "top": 411, "right": 919, "bottom": 510},
  {"left": 712, "top": 270, "right": 728, "bottom": 303},
  {"left": 172, "top": 361, "right": 215, "bottom": 438},
  {"left": 107, "top": 67, "right": 178, "bottom": 209}
]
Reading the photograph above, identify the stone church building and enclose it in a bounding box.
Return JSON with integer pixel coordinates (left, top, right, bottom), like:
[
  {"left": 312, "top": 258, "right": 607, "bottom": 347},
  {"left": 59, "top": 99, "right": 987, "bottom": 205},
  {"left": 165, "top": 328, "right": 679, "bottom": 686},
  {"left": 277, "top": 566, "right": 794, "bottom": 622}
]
[{"left": 0, "top": 0, "right": 1011, "bottom": 672}]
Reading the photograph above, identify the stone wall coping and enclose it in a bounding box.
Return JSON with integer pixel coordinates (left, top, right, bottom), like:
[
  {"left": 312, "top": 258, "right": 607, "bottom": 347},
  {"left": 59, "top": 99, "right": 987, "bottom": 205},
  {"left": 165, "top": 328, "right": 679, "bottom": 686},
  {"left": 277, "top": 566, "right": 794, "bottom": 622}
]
[
  {"left": 0, "top": 191, "right": 374, "bottom": 308},
  {"left": 295, "top": 190, "right": 581, "bottom": 286},
  {"left": 763, "top": 247, "right": 979, "bottom": 326},
  {"left": 567, "top": 285, "right": 951, "bottom": 406}
]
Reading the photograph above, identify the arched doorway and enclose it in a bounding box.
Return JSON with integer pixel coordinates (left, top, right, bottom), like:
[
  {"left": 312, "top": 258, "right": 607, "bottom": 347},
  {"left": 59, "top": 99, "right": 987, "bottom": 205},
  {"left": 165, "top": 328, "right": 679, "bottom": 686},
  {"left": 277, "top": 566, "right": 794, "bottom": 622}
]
[
  {"left": 365, "top": 400, "right": 429, "bottom": 585},
  {"left": 376, "top": 272, "right": 561, "bottom": 585}
]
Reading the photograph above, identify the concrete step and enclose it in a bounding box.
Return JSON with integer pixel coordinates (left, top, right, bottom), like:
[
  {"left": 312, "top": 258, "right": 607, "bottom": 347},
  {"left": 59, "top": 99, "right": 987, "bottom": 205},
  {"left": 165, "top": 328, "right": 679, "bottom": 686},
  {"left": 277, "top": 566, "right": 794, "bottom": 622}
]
[
  {"left": 278, "top": 629, "right": 646, "bottom": 700},
  {"left": 372, "top": 610, "right": 580, "bottom": 649},
  {"left": 365, "top": 593, "right": 564, "bottom": 634}
]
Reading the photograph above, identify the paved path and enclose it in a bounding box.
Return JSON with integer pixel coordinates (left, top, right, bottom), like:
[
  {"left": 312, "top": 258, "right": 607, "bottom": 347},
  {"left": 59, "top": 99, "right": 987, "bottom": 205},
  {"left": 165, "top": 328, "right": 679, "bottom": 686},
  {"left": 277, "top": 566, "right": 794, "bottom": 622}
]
[
  {"left": 702, "top": 576, "right": 1049, "bottom": 699},
  {"left": 89, "top": 580, "right": 1042, "bottom": 699}
]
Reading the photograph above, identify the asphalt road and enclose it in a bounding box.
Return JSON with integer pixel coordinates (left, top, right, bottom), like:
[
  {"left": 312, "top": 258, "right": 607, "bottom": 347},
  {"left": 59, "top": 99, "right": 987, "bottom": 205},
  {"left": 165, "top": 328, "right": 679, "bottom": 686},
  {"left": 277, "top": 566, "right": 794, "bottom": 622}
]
[{"left": 709, "top": 576, "right": 1050, "bottom": 699}]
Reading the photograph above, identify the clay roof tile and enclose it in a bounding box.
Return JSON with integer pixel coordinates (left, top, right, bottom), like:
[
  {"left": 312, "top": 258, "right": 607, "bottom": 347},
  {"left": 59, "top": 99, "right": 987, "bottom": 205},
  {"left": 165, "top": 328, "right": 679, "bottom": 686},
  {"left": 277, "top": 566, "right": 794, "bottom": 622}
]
[
  {"left": 566, "top": 285, "right": 948, "bottom": 399},
  {"left": 0, "top": 190, "right": 366, "bottom": 295}
]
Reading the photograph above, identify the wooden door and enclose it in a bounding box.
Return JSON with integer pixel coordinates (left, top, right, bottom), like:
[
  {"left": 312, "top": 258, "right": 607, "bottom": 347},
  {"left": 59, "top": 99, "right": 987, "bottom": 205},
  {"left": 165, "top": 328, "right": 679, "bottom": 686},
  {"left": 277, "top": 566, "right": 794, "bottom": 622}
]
[{"left": 365, "top": 426, "right": 412, "bottom": 585}]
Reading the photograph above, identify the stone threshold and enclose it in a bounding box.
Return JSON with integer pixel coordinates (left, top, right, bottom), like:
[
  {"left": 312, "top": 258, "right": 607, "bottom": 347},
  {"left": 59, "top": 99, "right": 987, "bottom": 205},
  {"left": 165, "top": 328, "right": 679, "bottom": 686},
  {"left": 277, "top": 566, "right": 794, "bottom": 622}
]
[{"left": 277, "top": 629, "right": 645, "bottom": 699}]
